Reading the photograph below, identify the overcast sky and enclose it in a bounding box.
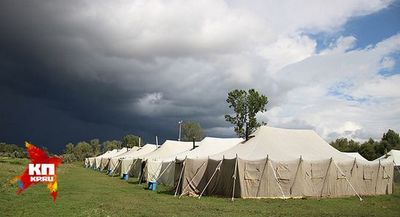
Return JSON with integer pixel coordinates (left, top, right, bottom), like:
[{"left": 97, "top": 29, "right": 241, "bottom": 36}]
[{"left": 0, "top": 0, "right": 399, "bottom": 153}]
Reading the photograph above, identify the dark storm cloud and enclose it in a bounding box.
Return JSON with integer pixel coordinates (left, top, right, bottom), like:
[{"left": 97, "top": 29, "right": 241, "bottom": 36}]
[
  {"left": 1, "top": 1, "right": 396, "bottom": 152},
  {"left": 0, "top": 1, "right": 246, "bottom": 152}
]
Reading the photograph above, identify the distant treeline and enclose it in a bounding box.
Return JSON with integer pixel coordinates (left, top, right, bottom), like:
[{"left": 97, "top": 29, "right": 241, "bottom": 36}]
[
  {"left": 0, "top": 143, "right": 27, "bottom": 158},
  {"left": 0, "top": 134, "right": 141, "bottom": 163},
  {"left": 330, "top": 129, "right": 400, "bottom": 160},
  {"left": 61, "top": 135, "right": 141, "bottom": 163}
]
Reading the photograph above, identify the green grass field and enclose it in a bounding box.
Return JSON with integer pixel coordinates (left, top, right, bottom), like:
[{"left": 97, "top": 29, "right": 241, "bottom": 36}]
[{"left": 1, "top": 157, "right": 399, "bottom": 217}]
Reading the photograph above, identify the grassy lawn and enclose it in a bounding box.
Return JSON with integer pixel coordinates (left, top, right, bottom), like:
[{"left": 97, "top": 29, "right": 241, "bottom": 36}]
[{"left": 0, "top": 157, "right": 399, "bottom": 217}]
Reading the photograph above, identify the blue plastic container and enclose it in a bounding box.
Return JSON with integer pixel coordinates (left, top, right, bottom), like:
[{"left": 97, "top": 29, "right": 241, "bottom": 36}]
[
  {"left": 122, "top": 174, "right": 129, "bottom": 180},
  {"left": 108, "top": 169, "right": 113, "bottom": 176},
  {"left": 148, "top": 181, "right": 157, "bottom": 191}
]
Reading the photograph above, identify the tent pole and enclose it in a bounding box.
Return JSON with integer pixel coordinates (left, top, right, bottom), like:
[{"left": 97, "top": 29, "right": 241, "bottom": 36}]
[
  {"left": 111, "top": 160, "right": 121, "bottom": 176},
  {"left": 256, "top": 155, "right": 269, "bottom": 198},
  {"left": 231, "top": 154, "right": 238, "bottom": 201},
  {"left": 174, "top": 157, "right": 186, "bottom": 197},
  {"left": 268, "top": 158, "right": 286, "bottom": 199},
  {"left": 198, "top": 159, "right": 223, "bottom": 199},
  {"left": 374, "top": 160, "right": 381, "bottom": 194},
  {"left": 179, "top": 161, "right": 207, "bottom": 198},
  {"left": 138, "top": 159, "right": 146, "bottom": 184},
  {"left": 156, "top": 160, "right": 175, "bottom": 183},
  {"left": 332, "top": 160, "right": 363, "bottom": 201},
  {"left": 320, "top": 158, "right": 333, "bottom": 198},
  {"left": 289, "top": 156, "right": 302, "bottom": 195},
  {"left": 129, "top": 158, "right": 139, "bottom": 177}
]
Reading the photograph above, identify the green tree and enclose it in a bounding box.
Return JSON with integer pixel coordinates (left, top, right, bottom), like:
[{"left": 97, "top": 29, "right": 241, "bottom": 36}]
[
  {"left": 359, "top": 138, "right": 379, "bottom": 161},
  {"left": 0, "top": 143, "right": 26, "bottom": 158},
  {"left": 330, "top": 138, "right": 360, "bottom": 152},
  {"left": 181, "top": 121, "right": 204, "bottom": 141},
  {"left": 382, "top": 129, "right": 400, "bottom": 149},
  {"left": 73, "top": 141, "right": 93, "bottom": 161},
  {"left": 225, "top": 89, "right": 268, "bottom": 140},
  {"left": 102, "top": 140, "right": 121, "bottom": 152},
  {"left": 64, "top": 143, "right": 74, "bottom": 154},
  {"left": 90, "top": 139, "right": 101, "bottom": 156},
  {"left": 122, "top": 134, "right": 140, "bottom": 148}
]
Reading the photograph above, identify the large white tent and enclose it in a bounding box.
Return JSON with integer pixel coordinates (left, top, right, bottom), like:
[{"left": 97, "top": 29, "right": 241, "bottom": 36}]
[
  {"left": 105, "top": 146, "right": 140, "bottom": 173},
  {"left": 99, "top": 148, "right": 129, "bottom": 171},
  {"left": 375, "top": 149, "right": 400, "bottom": 166},
  {"left": 93, "top": 149, "right": 119, "bottom": 170},
  {"left": 138, "top": 140, "right": 194, "bottom": 182},
  {"left": 176, "top": 126, "right": 394, "bottom": 198},
  {"left": 342, "top": 152, "right": 368, "bottom": 162},
  {"left": 119, "top": 144, "right": 157, "bottom": 177},
  {"left": 152, "top": 137, "right": 243, "bottom": 186},
  {"left": 85, "top": 151, "right": 111, "bottom": 168}
]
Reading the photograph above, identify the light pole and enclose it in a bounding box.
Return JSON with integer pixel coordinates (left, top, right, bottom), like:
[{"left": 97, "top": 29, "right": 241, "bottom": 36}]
[{"left": 178, "top": 120, "right": 183, "bottom": 141}]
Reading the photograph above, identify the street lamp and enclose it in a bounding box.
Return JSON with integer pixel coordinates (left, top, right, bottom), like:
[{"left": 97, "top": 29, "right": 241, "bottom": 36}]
[{"left": 178, "top": 120, "right": 183, "bottom": 141}]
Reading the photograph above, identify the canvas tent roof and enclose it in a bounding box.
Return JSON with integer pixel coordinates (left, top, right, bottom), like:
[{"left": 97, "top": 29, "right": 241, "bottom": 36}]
[
  {"left": 140, "top": 140, "right": 193, "bottom": 161},
  {"left": 94, "top": 149, "right": 119, "bottom": 169},
  {"left": 108, "top": 145, "right": 157, "bottom": 172},
  {"left": 118, "top": 144, "right": 158, "bottom": 176},
  {"left": 138, "top": 140, "right": 194, "bottom": 182},
  {"left": 376, "top": 149, "right": 400, "bottom": 166},
  {"left": 86, "top": 150, "right": 112, "bottom": 167},
  {"left": 107, "top": 146, "right": 140, "bottom": 171},
  {"left": 110, "top": 146, "right": 140, "bottom": 159},
  {"left": 153, "top": 137, "right": 243, "bottom": 185},
  {"left": 172, "top": 137, "right": 243, "bottom": 161},
  {"left": 99, "top": 148, "right": 129, "bottom": 171},
  {"left": 210, "top": 126, "right": 354, "bottom": 161},
  {"left": 342, "top": 152, "right": 368, "bottom": 162}
]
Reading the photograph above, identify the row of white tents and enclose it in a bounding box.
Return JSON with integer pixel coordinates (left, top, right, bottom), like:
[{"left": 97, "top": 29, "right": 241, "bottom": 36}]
[{"left": 84, "top": 126, "right": 398, "bottom": 199}]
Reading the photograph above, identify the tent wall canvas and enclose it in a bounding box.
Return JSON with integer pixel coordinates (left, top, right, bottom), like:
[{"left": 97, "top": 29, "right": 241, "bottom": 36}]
[{"left": 176, "top": 127, "right": 394, "bottom": 198}]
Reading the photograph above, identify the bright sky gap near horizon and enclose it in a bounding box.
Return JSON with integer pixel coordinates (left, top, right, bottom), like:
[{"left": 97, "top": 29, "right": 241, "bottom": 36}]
[{"left": 0, "top": 0, "right": 399, "bottom": 153}]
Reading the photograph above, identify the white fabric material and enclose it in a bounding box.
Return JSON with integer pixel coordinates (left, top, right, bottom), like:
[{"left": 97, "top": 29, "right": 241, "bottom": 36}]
[
  {"left": 141, "top": 140, "right": 194, "bottom": 161},
  {"left": 142, "top": 140, "right": 195, "bottom": 182},
  {"left": 107, "top": 146, "right": 140, "bottom": 171},
  {"left": 99, "top": 148, "right": 129, "bottom": 171},
  {"left": 376, "top": 149, "right": 400, "bottom": 166},
  {"left": 119, "top": 144, "right": 157, "bottom": 175},
  {"left": 153, "top": 137, "right": 243, "bottom": 185},
  {"left": 210, "top": 126, "right": 355, "bottom": 161},
  {"left": 94, "top": 150, "right": 118, "bottom": 169},
  {"left": 342, "top": 152, "right": 369, "bottom": 162}
]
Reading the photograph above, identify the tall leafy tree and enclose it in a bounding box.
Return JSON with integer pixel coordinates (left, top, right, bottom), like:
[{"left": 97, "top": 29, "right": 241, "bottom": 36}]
[
  {"left": 330, "top": 138, "right": 360, "bottom": 152},
  {"left": 64, "top": 143, "right": 74, "bottom": 154},
  {"left": 122, "top": 134, "right": 141, "bottom": 148},
  {"left": 90, "top": 139, "right": 101, "bottom": 156},
  {"left": 181, "top": 121, "right": 204, "bottom": 141},
  {"left": 73, "top": 141, "right": 93, "bottom": 161},
  {"left": 102, "top": 140, "right": 121, "bottom": 152},
  {"left": 225, "top": 89, "right": 268, "bottom": 140}
]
